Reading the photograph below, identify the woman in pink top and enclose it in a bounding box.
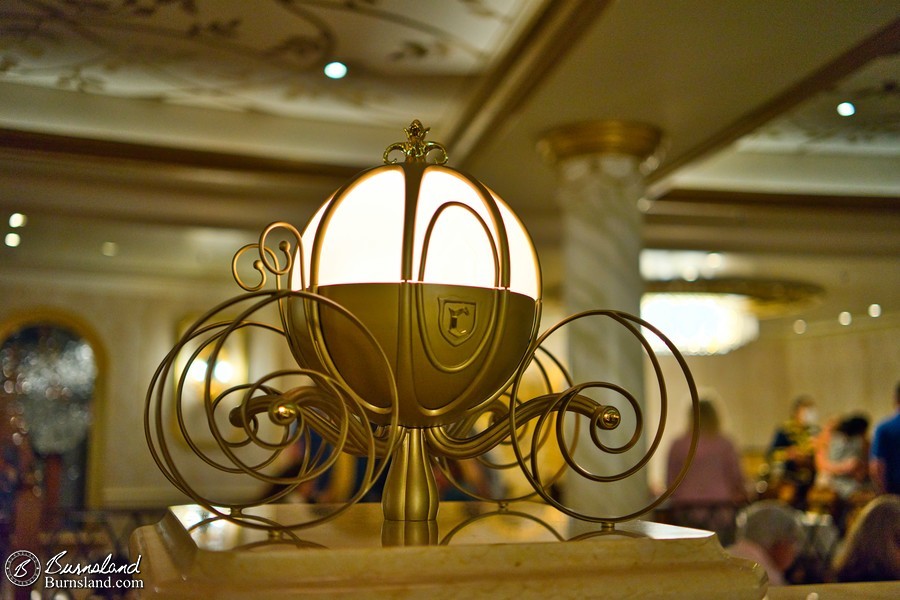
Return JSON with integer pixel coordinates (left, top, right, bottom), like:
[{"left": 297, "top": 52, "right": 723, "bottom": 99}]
[{"left": 665, "top": 399, "right": 749, "bottom": 545}]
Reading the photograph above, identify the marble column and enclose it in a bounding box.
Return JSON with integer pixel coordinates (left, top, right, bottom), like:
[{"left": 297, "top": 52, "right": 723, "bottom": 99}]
[{"left": 538, "top": 120, "right": 663, "bottom": 522}]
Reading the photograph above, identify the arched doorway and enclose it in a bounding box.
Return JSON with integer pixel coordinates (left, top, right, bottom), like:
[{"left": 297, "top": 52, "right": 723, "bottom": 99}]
[{"left": 0, "top": 311, "right": 105, "bottom": 530}]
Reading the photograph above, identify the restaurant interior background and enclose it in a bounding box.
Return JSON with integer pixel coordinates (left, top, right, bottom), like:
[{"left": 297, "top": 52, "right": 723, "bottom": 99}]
[{"left": 0, "top": 0, "right": 898, "bottom": 512}]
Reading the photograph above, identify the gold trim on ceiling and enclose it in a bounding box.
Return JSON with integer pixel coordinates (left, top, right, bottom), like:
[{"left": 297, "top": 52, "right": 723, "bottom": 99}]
[{"left": 536, "top": 120, "right": 663, "bottom": 164}]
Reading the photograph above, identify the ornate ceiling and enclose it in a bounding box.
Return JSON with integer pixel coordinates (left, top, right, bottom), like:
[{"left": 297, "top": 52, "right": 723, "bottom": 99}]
[{"left": 0, "top": 0, "right": 543, "bottom": 125}]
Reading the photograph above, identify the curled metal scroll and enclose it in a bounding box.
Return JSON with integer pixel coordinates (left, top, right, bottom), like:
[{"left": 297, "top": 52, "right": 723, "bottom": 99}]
[
  {"left": 507, "top": 310, "right": 699, "bottom": 523},
  {"left": 427, "top": 346, "right": 577, "bottom": 505},
  {"left": 144, "top": 289, "right": 401, "bottom": 530},
  {"left": 424, "top": 310, "right": 698, "bottom": 524},
  {"left": 231, "top": 222, "right": 304, "bottom": 293}
]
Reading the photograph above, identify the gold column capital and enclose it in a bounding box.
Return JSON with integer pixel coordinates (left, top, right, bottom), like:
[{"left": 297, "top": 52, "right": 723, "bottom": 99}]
[{"left": 537, "top": 120, "right": 663, "bottom": 165}]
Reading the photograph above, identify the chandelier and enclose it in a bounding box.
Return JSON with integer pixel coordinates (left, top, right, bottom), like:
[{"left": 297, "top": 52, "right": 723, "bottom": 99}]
[
  {"left": 641, "top": 293, "right": 759, "bottom": 355},
  {"left": 642, "top": 278, "right": 824, "bottom": 356}
]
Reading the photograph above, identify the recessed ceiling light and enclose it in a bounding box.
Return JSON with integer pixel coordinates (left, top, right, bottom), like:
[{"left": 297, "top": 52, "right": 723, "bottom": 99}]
[
  {"left": 836, "top": 101, "right": 856, "bottom": 117},
  {"left": 8, "top": 213, "right": 26, "bottom": 228},
  {"left": 101, "top": 241, "right": 119, "bottom": 257},
  {"left": 324, "top": 61, "right": 348, "bottom": 80},
  {"left": 681, "top": 266, "right": 699, "bottom": 282},
  {"left": 5, "top": 233, "right": 21, "bottom": 247},
  {"left": 838, "top": 311, "right": 852, "bottom": 326},
  {"left": 868, "top": 303, "right": 882, "bottom": 318}
]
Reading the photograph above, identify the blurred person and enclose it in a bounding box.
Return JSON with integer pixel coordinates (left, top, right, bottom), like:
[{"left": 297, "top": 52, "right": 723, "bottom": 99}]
[
  {"left": 808, "top": 413, "right": 841, "bottom": 511},
  {"left": 807, "top": 414, "right": 875, "bottom": 535},
  {"left": 814, "top": 413, "right": 872, "bottom": 529},
  {"left": 767, "top": 395, "right": 819, "bottom": 508},
  {"left": 666, "top": 399, "right": 747, "bottom": 545},
  {"left": 726, "top": 500, "right": 804, "bottom": 586},
  {"left": 812, "top": 412, "right": 840, "bottom": 469},
  {"left": 831, "top": 494, "right": 900, "bottom": 582},
  {"left": 815, "top": 414, "right": 871, "bottom": 494},
  {"left": 870, "top": 383, "right": 900, "bottom": 495}
]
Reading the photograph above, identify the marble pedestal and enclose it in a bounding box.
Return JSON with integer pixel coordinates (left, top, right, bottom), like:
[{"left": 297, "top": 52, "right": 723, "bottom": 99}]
[{"left": 130, "top": 501, "right": 765, "bottom": 599}]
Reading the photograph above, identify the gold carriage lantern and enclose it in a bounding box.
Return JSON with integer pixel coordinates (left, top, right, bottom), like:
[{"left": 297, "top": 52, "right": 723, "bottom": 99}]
[{"left": 147, "top": 120, "right": 699, "bottom": 533}]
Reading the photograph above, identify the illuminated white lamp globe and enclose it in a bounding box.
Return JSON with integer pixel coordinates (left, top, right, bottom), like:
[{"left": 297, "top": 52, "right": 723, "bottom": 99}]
[
  {"left": 288, "top": 122, "right": 541, "bottom": 427},
  {"left": 641, "top": 293, "right": 759, "bottom": 355}
]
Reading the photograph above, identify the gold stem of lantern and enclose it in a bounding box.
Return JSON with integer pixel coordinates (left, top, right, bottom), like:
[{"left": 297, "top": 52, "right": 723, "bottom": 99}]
[{"left": 382, "top": 428, "right": 439, "bottom": 521}]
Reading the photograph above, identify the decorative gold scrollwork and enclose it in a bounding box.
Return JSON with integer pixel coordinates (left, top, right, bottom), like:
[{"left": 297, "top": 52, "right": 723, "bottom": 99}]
[
  {"left": 383, "top": 119, "right": 449, "bottom": 164},
  {"left": 145, "top": 289, "right": 401, "bottom": 530},
  {"left": 232, "top": 223, "right": 303, "bottom": 292}
]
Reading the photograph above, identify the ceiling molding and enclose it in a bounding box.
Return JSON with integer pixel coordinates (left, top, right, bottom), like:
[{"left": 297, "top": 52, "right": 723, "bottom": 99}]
[
  {"left": 0, "top": 127, "right": 365, "bottom": 180},
  {"left": 447, "top": 0, "right": 613, "bottom": 165},
  {"left": 657, "top": 188, "right": 900, "bottom": 212},
  {"left": 650, "top": 16, "right": 900, "bottom": 186},
  {"left": 645, "top": 189, "right": 900, "bottom": 255}
]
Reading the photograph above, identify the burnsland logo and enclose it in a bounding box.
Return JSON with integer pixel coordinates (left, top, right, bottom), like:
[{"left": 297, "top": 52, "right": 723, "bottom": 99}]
[
  {"left": 5, "top": 550, "right": 41, "bottom": 587},
  {"left": 44, "top": 551, "right": 142, "bottom": 576},
  {"left": 4, "top": 550, "right": 143, "bottom": 591}
]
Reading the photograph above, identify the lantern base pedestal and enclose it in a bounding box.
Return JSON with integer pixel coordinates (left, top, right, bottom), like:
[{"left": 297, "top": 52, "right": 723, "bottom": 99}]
[{"left": 130, "top": 501, "right": 765, "bottom": 599}]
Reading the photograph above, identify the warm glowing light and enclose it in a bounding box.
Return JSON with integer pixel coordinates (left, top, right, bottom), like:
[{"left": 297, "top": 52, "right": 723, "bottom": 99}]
[
  {"left": 641, "top": 293, "right": 758, "bottom": 355},
  {"left": 641, "top": 250, "right": 720, "bottom": 281},
  {"left": 188, "top": 359, "right": 208, "bottom": 382},
  {"left": 187, "top": 358, "right": 235, "bottom": 383},
  {"left": 838, "top": 311, "right": 852, "bottom": 326},
  {"left": 101, "top": 241, "right": 119, "bottom": 257},
  {"left": 4, "top": 233, "right": 21, "bottom": 247},
  {"left": 213, "top": 360, "right": 234, "bottom": 383},
  {"left": 705, "top": 253, "right": 723, "bottom": 269},
  {"left": 682, "top": 267, "right": 699, "bottom": 282},
  {"left": 793, "top": 319, "right": 807, "bottom": 334},
  {"left": 836, "top": 102, "right": 856, "bottom": 117},
  {"left": 8, "top": 213, "right": 26, "bottom": 228},
  {"left": 868, "top": 303, "right": 882, "bottom": 318},
  {"left": 297, "top": 167, "right": 539, "bottom": 299},
  {"left": 324, "top": 61, "right": 348, "bottom": 79}
]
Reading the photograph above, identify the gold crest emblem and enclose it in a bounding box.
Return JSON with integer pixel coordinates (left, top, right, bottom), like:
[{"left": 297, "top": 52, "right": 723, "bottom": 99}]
[{"left": 438, "top": 298, "right": 476, "bottom": 346}]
